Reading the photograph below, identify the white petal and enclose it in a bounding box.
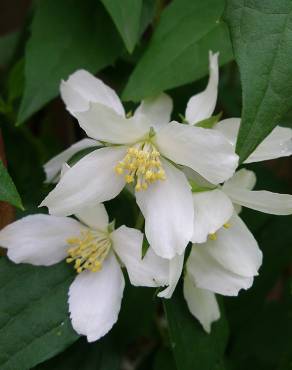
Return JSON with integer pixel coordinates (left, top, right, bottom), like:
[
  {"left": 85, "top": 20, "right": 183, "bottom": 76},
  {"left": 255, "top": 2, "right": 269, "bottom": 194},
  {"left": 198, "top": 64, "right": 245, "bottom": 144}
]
[
  {"left": 68, "top": 253, "right": 124, "bottom": 342},
  {"left": 223, "top": 187, "right": 292, "bottom": 215},
  {"left": 213, "top": 118, "right": 240, "bottom": 146},
  {"left": 186, "top": 246, "right": 254, "bottom": 296},
  {"left": 44, "top": 138, "right": 98, "bottom": 183},
  {"left": 75, "top": 102, "right": 149, "bottom": 144},
  {"left": 112, "top": 226, "right": 169, "bottom": 287},
  {"left": 158, "top": 254, "right": 184, "bottom": 299},
  {"left": 40, "top": 147, "right": 126, "bottom": 216},
  {"left": 75, "top": 203, "right": 109, "bottom": 231},
  {"left": 201, "top": 213, "right": 262, "bottom": 277},
  {"left": 223, "top": 168, "right": 257, "bottom": 191},
  {"left": 60, "top": 69, "right": 125, "bottom": 116},
  {"left": 0, "top": 214, "right": 82, "bottom": 266},
  {"left": 185, "top": 52, "right": 219, "bottom": 124},
  {"left": 245, "top": 126, "right": 292, "bottom": 163},
  {"left": 135, "top": 160, "right": 194, "bottom": 259},
  {"left": 134, "top": 93, "right": 173, "bottom": 129},
  {"left": 191, "top": 189, "right": 234, "bottom": 243},
  {"left": 183, "top": 274, "right": 220, "bottom": 333},
  {"left": 155, "top": 122, "right": 238, "bottom": 184}
]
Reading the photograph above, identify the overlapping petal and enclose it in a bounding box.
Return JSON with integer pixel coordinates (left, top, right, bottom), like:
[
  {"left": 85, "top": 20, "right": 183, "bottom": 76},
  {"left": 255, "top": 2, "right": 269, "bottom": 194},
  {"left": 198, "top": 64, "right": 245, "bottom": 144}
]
[
  {"left": 68, "top": 253, "right": 124, "bottom": 342},
  {"left": 75, "top": 203, "right": 109, "bottom": 231},
  {"left": 223, "top": 168, "right": 257, "bottom": 191},
  {"left": 44, "top": 138, "right": 98, "bottom": 183},
  {"left": 75, "top": 102, "right": 149, "bottom": 144},
  {"left": 134, "top": 93, "right": 173, "bottom": 129},
  {"left": 135, "top": 159, "right": 193, "bottom": 259},
  {"left": 0, "top": 214, "right": 82, "bottom": 266},
  {"left": 40, "top": 147, "right": 127, "bottom": 216},
  {"left": 155, "top": 122, "right": 238, "bottom": 184},
  {"left": 112, "top": 226, "right": 169, "bottom": 287},
  {"left": 183, "top": 274, "right": 220, "bottom": 333},
  {"left": 158, "top": 254, "right": 184, "bottom": 298},
  {"left": 191, "top": 189, "right": 234, "bottom": 243},
  {"left": 185, "top": 52, "right": 219, "bottom": 124},
  {"left": 60, "top": 69, "right": 125, "bottom": 115}
]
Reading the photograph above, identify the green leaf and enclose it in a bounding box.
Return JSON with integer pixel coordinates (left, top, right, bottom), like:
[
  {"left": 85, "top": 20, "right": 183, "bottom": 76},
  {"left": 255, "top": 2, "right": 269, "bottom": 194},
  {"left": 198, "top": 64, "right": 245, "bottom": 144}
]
[
  {"left": 224, "top": 0, "right": 292, "bottom": 162},
  {"left": 101, "top": 0, "right": 143, "bottom": 53},
  {"left": 0, "top": 258, "right": 78, "bottom": 370},
  {"left": 123, "top": 0, "right": 233, "bottom": 101},
  {"left": 153, "top": 348, "right": 177, "bottom": 370},
  {"left": 196, "top": 112, "right": 223, "bottom": 128},
  {"left": 164, "top": 286, "right": 229, "bottom": 370},
  {"left": 17, "top": 0, "right": 124, "bottom": 125},
  {"left": 0, "top": 31, "right": 20, "bottom": 67},
  {"left": 34, "top": 336, "right": 120, "bottom": 370},
  {"left": 0, "top": 160, "right": 23, "bottom": 209}
]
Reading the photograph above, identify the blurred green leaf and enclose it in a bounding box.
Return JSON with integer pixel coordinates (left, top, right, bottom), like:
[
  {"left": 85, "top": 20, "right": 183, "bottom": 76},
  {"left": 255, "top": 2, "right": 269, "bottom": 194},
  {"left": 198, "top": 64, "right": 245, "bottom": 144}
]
[
  {"left": 123, "top": 0, "right": 233, "bottom": 101},
  {"left": 225, "top": 0, "right": 292, "bottom": 162},
  {"left": 153, "top": 348, "right": 177, "bottom": 370},
  {"left": 0, "top": 258, "right": 78, "bottom": 370},
  {"left": 7, "top": 59, "right": 25, "bottom": 103},
  {"left": 17, "top": 0, "right": 124, "bottom": 125},
  {"left": 34, "top": 336, "right": 120, "bottom": 370},
  {"left": 101, "top": 0, "right": 143, "bottom": 53},
  {"left": 0, "top": 159, "right": 23, "bottom": 209},
  {"left": 0, "top": 31, "right": 20, "bottom": 67},
  {"left": 164, "top": 286, "right": 229, "bottom": 370}
]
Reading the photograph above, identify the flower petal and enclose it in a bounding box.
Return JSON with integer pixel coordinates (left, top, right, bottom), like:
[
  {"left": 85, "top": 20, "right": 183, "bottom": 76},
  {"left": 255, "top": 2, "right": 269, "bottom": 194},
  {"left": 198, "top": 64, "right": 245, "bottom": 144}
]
[
  {"left": 183, "top": 274, "right": 220, "bottom": 333},
  {"left": 185, "top": 52, "right": 219, "bottom": 124},
  {"left": 44, "top": 138, "right": 98, "bottom": 183},
  {"left": 40, "top": 147, "right": 126, "bottom": 216},
  {"left": 60, "top": 69, "right": 125, "bottom": 115},
  {"left": 75, "top": 203, "right": 109, "bottom": 231},
  {"left": 158, "top": 254, "right": 184, "bottom": 299},
  {"left": 186, "top": 246, "right": 254, "bottom": 296},
  {"left": 201, "top": 213, "right": 262, "bottom": 276},
  {"left": 134, "top": 93, "right": 173, "bottom": 129},
  {"left": 155, "top": 122, "right": 238, "bottom": 184},
  {"left": 245, "top": 126, "right": 292, "bottom": 163},
  {"left": 223, "top": 168, "right": 257, "bottom": 191},
  {"left": 191, "top": 189, "right": 234, "bottom": 243},
  {"left": 68, "top": 253, "right": 124, "bottom": 342},
  {"left": 223, "top": 187, "right": 292, "bottom": 215},
  {"left": 135, "top": 159, "right": 194, "bottom": 259},
  {"left": 0, "top": 214, "right": 82, "bottom": 265},
  {"left": 75, "top": 102, "right": 149, "bottom": 144},
  {"left": 112, "top": 225, "right": 169, "bottom": 287},
  {"left": 213, "top": 118, "right": 240, "bottom": 146}
]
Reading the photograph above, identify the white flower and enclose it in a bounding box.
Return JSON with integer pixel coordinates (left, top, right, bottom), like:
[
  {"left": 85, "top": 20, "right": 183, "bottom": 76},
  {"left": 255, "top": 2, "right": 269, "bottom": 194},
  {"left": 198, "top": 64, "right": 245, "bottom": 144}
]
[
  {"left": 41, "top": 61, "right": 238, "bottom": 259},
  {"left": 0, "top": 203, "right": 170, "bottom": 342}
]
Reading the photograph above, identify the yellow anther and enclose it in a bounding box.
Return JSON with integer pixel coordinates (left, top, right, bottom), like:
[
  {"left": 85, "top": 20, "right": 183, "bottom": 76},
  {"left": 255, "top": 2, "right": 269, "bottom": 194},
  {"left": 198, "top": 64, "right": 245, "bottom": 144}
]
[
  {"left": 223, "top": 223, "right": 231, "bottom": 229},
  {"left": 209, "top": 233, "right": 217, "bottom": 241},
  {"left": 115, "top": 141, "right": 166, "bottom": 191},
  {"left": 66, "top": 230, "right": 111, "bottom": 273}
]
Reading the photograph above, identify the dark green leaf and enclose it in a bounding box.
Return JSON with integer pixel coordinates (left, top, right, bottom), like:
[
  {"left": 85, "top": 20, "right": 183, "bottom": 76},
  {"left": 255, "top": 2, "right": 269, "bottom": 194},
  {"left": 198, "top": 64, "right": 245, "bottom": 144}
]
[
  {"left": 0, "top": 31, "right": 20, "bottom": 67},
  {"left": 225, "top": 0, "right": 292, "bottom": 162},
  {"left": 0, "top": 258, "right": 78, "bottom": 370},
  {"left": 101, "top": 0, "right": 143, "bottom": 53},
  {"left": 123, "top": 0, "right": 233, "bottom": 101},
  {"left": 153, "top": 348, "right": 177, "bottom": 370},
  {"left": 34, "top": 336, "right": 120, "bottom": 370},
  {"left": 0, "top": 160, "right": 23, "bottom": 209},
  {"left": 17, "top": 0, "right": 124, "bottom": 125},
  {"left": 164, "top": 286, "right": 229, "bottom": 370}
]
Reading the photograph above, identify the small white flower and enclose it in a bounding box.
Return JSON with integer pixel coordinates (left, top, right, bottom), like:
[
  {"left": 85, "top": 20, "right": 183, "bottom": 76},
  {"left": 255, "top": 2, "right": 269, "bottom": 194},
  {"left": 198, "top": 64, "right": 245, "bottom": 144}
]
[
  {"left": 41, "top": 58, "right": 238, "bottom": 259},
  {"left": 0, "top": 203, "right": 170, "bottom": 342}
]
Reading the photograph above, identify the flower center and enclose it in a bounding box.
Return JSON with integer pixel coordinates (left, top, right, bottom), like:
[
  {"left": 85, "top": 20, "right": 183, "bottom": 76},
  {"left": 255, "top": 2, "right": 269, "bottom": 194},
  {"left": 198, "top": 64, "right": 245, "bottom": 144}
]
[
  {"left": 66, "top": 230, "right": 111, "bottom": 273},
  {"left": 115, "top": 142, "right": 166, "bottom": 191}
]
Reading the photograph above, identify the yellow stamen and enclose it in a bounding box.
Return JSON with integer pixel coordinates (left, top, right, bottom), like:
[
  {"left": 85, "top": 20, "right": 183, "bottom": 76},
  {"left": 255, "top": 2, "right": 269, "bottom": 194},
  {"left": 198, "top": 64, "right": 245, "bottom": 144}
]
[
  {"left": 115, "top": 141, "right": 166, "bottom": 191},
  {"left": 224, "top": 223, "right": 231, "bottom": 229},
  {"left": 66, "top": 230, "right": 111, "bottom": 273},
  {"left": 209, "top": 233, "right": 217, "bottom": 241}
]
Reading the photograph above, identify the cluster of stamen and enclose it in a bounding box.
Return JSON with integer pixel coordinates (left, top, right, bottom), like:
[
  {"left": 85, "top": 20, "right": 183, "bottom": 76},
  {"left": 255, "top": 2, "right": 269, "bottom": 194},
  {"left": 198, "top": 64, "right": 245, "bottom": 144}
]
[
  {"left": 115, "top": 142, "right": 166, "bottom": 191},
  {"left": 66, "top": 230, "right": 111, "bottom": 273}
]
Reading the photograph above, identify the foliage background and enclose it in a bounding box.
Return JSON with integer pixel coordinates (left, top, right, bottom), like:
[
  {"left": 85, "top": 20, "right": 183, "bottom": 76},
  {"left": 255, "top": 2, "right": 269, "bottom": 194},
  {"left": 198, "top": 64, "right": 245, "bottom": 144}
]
[{"left": 0, "top": 0, "right": 292, "bottom": 369}]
